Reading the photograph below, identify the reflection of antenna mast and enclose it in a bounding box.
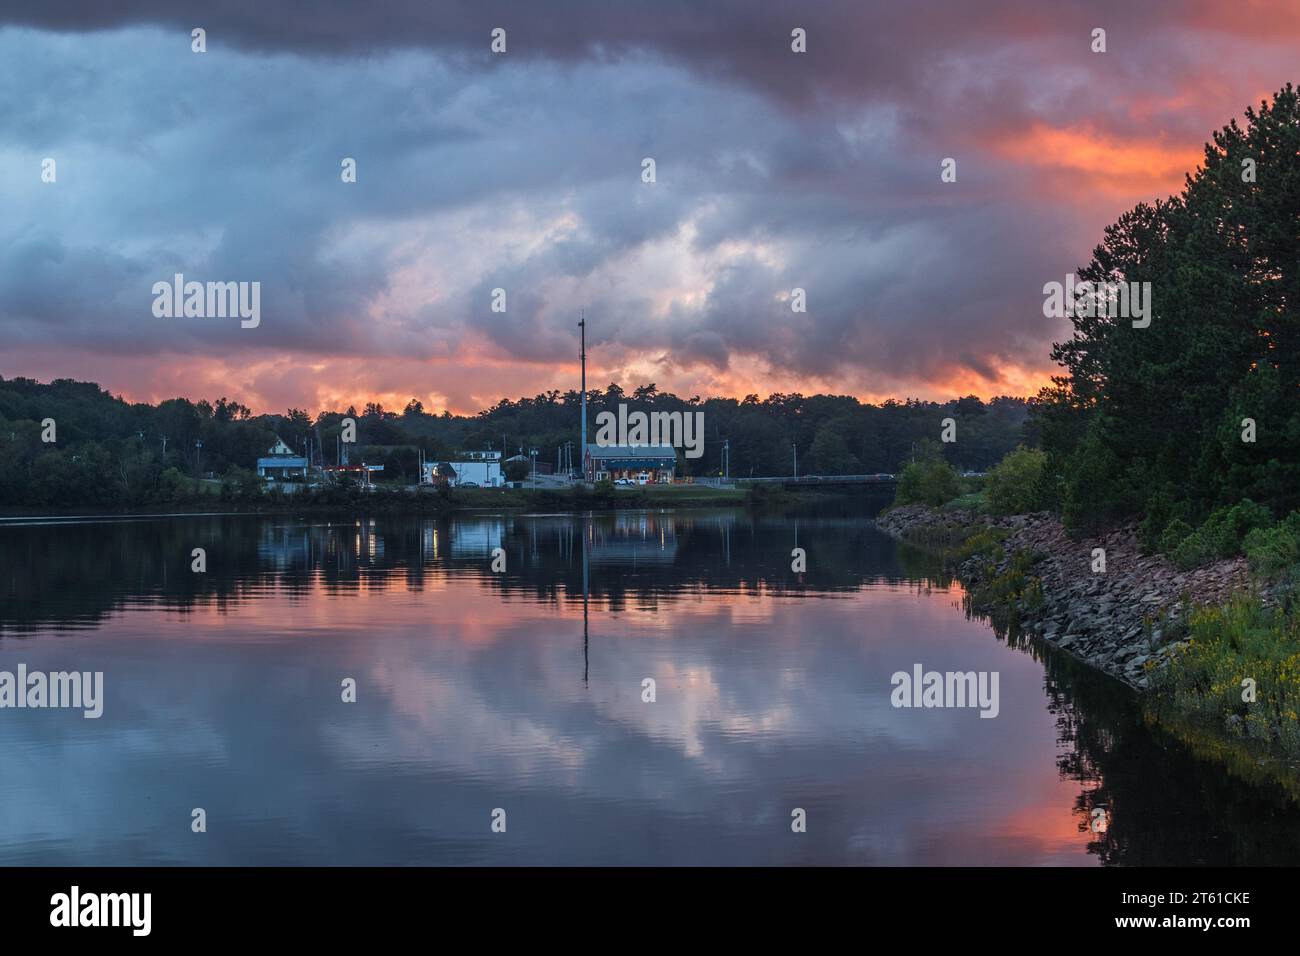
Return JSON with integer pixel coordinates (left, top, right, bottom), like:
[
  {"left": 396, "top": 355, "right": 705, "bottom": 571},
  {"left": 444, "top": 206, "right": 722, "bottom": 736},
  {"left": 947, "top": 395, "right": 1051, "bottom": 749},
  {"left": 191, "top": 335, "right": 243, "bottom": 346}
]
[
  {"left": 582, "top": 515, "right": 590, "bottom": 686},
  {"left": 579, "top": 310, "right": 587, "bottom": 482}
]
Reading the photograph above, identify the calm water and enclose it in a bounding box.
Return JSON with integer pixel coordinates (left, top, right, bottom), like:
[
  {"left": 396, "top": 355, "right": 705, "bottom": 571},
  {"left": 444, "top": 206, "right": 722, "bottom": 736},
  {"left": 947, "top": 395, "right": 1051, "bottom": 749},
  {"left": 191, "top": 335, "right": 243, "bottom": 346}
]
[{"left": 2, "top": 506, "right": 1299, "bottom": 865}]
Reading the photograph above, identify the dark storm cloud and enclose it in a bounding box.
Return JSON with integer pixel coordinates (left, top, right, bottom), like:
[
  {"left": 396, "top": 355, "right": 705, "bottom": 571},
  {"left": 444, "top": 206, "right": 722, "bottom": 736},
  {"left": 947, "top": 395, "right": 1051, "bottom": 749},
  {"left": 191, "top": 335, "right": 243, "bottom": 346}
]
[
  {"left": 2, "top": 1, "right": 1268, "bottom": 110},
  {"left": 2, "top": 0, "right": 1298, "bottom": 408}
]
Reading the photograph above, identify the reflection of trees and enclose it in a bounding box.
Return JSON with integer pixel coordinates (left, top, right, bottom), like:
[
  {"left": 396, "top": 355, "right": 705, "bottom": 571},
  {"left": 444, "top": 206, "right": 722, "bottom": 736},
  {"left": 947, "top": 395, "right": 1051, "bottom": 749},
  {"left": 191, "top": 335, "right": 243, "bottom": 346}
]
[
  {"left": 492, "top": 510, "right": 942, "bottom": 614},
  {"left": 2, "top": 509, "right": 925, "bottom": 632},
  {"left": 0, "top": 516, "right": 441, "bottom": 634},
  {"left": 957, "top": 578, "right": 1300, "bottom": 863},
  {"left": 1023, "top": 630, "right": 1300, "bottom": 865},
  {"left": 7, "top": 511, "right": 1300, "bottom": 864}
]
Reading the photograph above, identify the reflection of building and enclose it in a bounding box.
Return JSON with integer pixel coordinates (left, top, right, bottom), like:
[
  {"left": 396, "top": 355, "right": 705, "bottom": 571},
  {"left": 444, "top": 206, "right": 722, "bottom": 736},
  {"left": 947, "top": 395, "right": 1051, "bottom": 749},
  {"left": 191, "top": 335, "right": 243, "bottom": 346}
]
[
  {"left": 588, "top": 512, "right": 678, "bottom": 565},
  {"left": 257, "top": 437, "right": 308, "bottom": 481},
  {"left": 449, "top": 518, "right": 505, "bottom": 558},
  {"left": 585, "top": 444, "right": 676, "bottom": 483},
  {"left": 422, "top": 450, "right": 503, "bottom": 488},
  {"left": 257, "top": 524, "right": 311, "bottom": 568},
  {"left": 254, "top": 520, "right": 388, "bottom": 571}
]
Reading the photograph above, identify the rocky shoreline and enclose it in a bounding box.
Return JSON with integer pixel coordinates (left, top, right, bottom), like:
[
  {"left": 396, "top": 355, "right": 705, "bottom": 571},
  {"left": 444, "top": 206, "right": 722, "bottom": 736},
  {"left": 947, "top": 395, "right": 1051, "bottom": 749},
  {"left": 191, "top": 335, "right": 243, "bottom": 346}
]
[{"left": 876, "top": 504, "right": 1259, "bottom": 690}]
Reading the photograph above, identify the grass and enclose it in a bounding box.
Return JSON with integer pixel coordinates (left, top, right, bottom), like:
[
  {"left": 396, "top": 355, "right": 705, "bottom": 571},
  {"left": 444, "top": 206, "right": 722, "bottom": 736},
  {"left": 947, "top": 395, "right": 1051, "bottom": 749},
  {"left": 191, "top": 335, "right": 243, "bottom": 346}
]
[
  {"left": 943, "top": 490, "right": 987, "bottom": 512},
  {"left": 892, "top": 486, "right": 1300, "bottom": 786},
  {"left": 450, "top": 483, "right": 747, "bottom": 510},
  {"left": 943, "top": 525, "right": 1007, "bottom": 562},
  {"left": 1149, "top": 594, "right": 1300, "bottom": 756},
  {"left": 961, "top": 546, "right": 1044, "bottom": 639}
]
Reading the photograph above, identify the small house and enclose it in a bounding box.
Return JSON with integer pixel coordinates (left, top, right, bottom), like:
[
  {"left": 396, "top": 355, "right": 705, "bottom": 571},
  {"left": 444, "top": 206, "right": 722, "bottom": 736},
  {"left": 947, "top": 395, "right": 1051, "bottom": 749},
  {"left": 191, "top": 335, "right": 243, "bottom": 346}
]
[{"left": 257, "top": 436, "right": 309, "bottom": 481}]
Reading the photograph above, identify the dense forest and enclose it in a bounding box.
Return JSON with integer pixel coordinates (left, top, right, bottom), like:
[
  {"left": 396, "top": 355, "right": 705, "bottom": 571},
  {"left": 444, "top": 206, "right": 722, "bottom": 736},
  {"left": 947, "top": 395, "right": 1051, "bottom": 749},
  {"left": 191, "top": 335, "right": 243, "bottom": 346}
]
[
  {"left": 1037, "top": 84, "right": 1300, "bottom": 539},
  {"left": 0, "top": 376, "right": 1030, "bottom": 509}
]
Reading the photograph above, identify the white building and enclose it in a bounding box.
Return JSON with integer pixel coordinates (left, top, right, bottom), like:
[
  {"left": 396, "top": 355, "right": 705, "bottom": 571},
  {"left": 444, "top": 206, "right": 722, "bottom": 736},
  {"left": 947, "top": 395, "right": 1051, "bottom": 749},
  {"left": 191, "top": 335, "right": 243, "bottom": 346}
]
[
  {"left": 257, "top": 436, "right": 309, "bottom": 481},
  {"left": 421, "top": 450, "right": 503, "bottom": 488}
]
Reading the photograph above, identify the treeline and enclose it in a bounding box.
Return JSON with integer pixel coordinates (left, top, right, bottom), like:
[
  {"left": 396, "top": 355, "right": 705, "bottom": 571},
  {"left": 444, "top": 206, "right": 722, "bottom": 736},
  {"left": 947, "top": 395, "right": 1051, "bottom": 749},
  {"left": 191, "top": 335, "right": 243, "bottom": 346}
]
[
  {"left": 425, "top": 386, "right": 1030, "bottom": 478},
  {"left": 0, "top": 375, "right": 1031, "bottom": 510},
  {"left": 897, "top": 88, "right": 1300, "bottom": 765},
  {"left": 1036, "top": 84, "right": 1300, "bottom": 539}
]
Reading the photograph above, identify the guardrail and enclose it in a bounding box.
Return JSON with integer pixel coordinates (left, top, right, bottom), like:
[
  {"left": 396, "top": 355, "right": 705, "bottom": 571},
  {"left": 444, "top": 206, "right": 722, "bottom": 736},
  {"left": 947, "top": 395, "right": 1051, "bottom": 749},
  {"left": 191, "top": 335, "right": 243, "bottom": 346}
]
[{"left": 742, "top": 474, "right": 898, "bottom": 484}]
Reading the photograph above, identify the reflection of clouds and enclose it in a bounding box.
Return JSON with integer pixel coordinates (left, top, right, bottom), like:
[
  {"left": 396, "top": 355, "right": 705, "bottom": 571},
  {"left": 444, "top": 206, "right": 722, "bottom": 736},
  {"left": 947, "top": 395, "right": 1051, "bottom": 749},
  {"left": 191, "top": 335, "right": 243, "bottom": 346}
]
[
  {"left": 311, "top": 578, "right": 1081, "bottom": 854},
  {"left": 0, "top": 518, "right": 1096, "bottom": 864},
  {"left": 335, "top": 667, "right": 588, "bottom": 783},
  {"left": 0, "top": 639, "right": 234, "bottom": 863}
]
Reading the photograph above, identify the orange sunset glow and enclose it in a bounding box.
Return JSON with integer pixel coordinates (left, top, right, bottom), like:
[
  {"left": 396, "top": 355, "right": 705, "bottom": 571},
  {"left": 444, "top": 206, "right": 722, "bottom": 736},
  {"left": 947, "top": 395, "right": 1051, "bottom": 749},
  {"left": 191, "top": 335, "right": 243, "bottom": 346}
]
[{"left": 4, "top": 3, "right": 1299, "bottom": 414}]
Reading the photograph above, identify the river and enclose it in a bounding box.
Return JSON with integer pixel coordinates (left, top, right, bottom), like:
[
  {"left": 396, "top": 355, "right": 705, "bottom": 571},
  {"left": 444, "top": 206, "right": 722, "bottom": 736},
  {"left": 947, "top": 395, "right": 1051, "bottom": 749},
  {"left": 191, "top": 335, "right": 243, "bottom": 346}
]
[{"left": 2, "top": 505, "right": 1298, "bottom": 864}]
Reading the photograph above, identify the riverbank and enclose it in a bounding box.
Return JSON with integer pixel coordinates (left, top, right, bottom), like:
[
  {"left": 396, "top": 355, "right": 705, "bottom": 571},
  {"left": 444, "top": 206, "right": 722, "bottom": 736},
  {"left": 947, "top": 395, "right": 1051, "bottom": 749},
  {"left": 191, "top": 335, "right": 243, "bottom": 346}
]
[
  {"left": 0, "top": 482, "right": 753, "bottom": 520},
  {"left": 877, "top": 502, "right": 1300, "bottom": 794},
  {"left": 877, "top": 502, "right": 1300, "bottom": 796},
  {"left": 876, "top": 503, "right": 1256, "bottom": 690}
]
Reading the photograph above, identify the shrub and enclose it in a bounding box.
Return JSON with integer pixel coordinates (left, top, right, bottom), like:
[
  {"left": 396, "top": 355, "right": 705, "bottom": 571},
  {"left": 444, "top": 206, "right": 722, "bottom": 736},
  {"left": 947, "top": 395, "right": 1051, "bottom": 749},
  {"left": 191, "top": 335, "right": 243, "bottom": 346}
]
[
  {"left": 158, "top": 466, "right": 193, "bottom": 501},
  {"left": 1152, "top": 595, "right": 1300, "bottom": 756},
  {"left": 1212, "top": 499, "right": 1272, "bottom": 552},
  {"left": 1059, "top": 422, "right": 1128, "bottom": 535},
  {"left": 894, "top": 457, "right": 960, "bottom": 508},
  {"left": 1158, "top": 518, "right": 1194, "bottom": 555},
  {"left": 1168, "top": 500, "right": 1273, "bottom": 570},
  {"left": 1171, "top": 531, "right": 1213, "bottom": 571},
  {"left": 1244, "top": 511, "right": 1300, "bottom": 579},
  {"left": 943, "top": 491, "right": 985, "bottom": 512},
  {"left": 946, "top": 526, "right": 1008, "bottom": 563},
  {"left": 1139, "top": 489, "right": 1188, "bottom": 554},
  {"left": 985, "top": 446, "right": 1048, "bottom": 515},
  {"left": 220, "top": 466, "right": 264, "bottom": 500}
]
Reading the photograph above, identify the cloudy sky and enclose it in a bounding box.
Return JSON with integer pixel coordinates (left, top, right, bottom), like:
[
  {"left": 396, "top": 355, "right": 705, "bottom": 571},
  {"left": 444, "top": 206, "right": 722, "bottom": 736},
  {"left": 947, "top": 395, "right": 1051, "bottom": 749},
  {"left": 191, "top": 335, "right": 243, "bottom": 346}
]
[{"left": 1, "top": 1, "right": 1297, "bottom": 414}]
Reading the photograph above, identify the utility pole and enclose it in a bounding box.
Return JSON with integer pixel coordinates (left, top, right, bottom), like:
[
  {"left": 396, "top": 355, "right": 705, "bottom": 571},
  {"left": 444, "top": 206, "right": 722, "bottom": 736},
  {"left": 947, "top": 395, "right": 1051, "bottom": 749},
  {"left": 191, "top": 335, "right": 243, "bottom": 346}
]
[
  {"left": 723, "top": 439, "right": 730, "bottom": 481},
  {"left": 792, "top": 442, "right": 797, "bottom": 479},
  {"left": 579, "top": 310, "right": 587, "bottom": 482}
]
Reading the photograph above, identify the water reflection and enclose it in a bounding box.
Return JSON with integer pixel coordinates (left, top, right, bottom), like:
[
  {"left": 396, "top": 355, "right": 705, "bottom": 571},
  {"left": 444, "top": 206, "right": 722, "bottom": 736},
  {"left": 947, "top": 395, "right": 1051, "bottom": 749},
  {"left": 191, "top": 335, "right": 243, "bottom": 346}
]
[
  {"left": 1, "top": 510, "right": 1298, "bottom": 865},
  {"left": 0, "top": 510, "right": 935, "bottom": 634}
]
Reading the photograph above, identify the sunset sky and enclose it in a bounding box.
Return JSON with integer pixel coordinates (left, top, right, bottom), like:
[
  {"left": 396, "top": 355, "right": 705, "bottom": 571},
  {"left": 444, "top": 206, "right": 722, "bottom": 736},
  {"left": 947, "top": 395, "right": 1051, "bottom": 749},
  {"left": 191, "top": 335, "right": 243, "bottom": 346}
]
[{"left": 2, "top": 0, "right": 1298, "bottom": 415}]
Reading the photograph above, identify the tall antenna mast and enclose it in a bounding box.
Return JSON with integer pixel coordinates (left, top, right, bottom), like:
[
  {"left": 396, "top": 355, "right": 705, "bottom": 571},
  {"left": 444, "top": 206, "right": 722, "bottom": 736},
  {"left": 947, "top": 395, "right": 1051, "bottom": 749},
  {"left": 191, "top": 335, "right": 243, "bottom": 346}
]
[{"left": 579, "top": 309, "right": 587, "bottom": 480}]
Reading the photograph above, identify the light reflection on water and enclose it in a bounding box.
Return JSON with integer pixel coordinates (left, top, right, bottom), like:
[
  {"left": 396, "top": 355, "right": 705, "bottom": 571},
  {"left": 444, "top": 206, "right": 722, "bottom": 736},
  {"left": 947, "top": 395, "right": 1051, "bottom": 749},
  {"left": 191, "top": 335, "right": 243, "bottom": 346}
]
[{"left": 1, "top": 509, "right": 1298, "bottom": 865}]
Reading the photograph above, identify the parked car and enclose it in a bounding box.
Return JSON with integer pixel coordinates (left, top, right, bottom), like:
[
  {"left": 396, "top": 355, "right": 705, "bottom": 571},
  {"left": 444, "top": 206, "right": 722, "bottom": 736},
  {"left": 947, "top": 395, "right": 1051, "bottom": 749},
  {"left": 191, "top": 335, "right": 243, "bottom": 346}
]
[
  {"left": 615, "top": 478, "right": 631, "bottom": 485},
  {"left": 460, "top": 481, "right": 479, "bottom": 488}
]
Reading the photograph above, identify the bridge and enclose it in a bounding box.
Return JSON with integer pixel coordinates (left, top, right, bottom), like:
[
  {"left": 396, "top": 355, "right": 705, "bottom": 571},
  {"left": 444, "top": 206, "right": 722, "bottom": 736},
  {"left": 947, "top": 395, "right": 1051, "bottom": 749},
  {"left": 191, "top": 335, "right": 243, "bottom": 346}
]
[{"left": 738, "top": 474, "right": 898, "bottom": 488}]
